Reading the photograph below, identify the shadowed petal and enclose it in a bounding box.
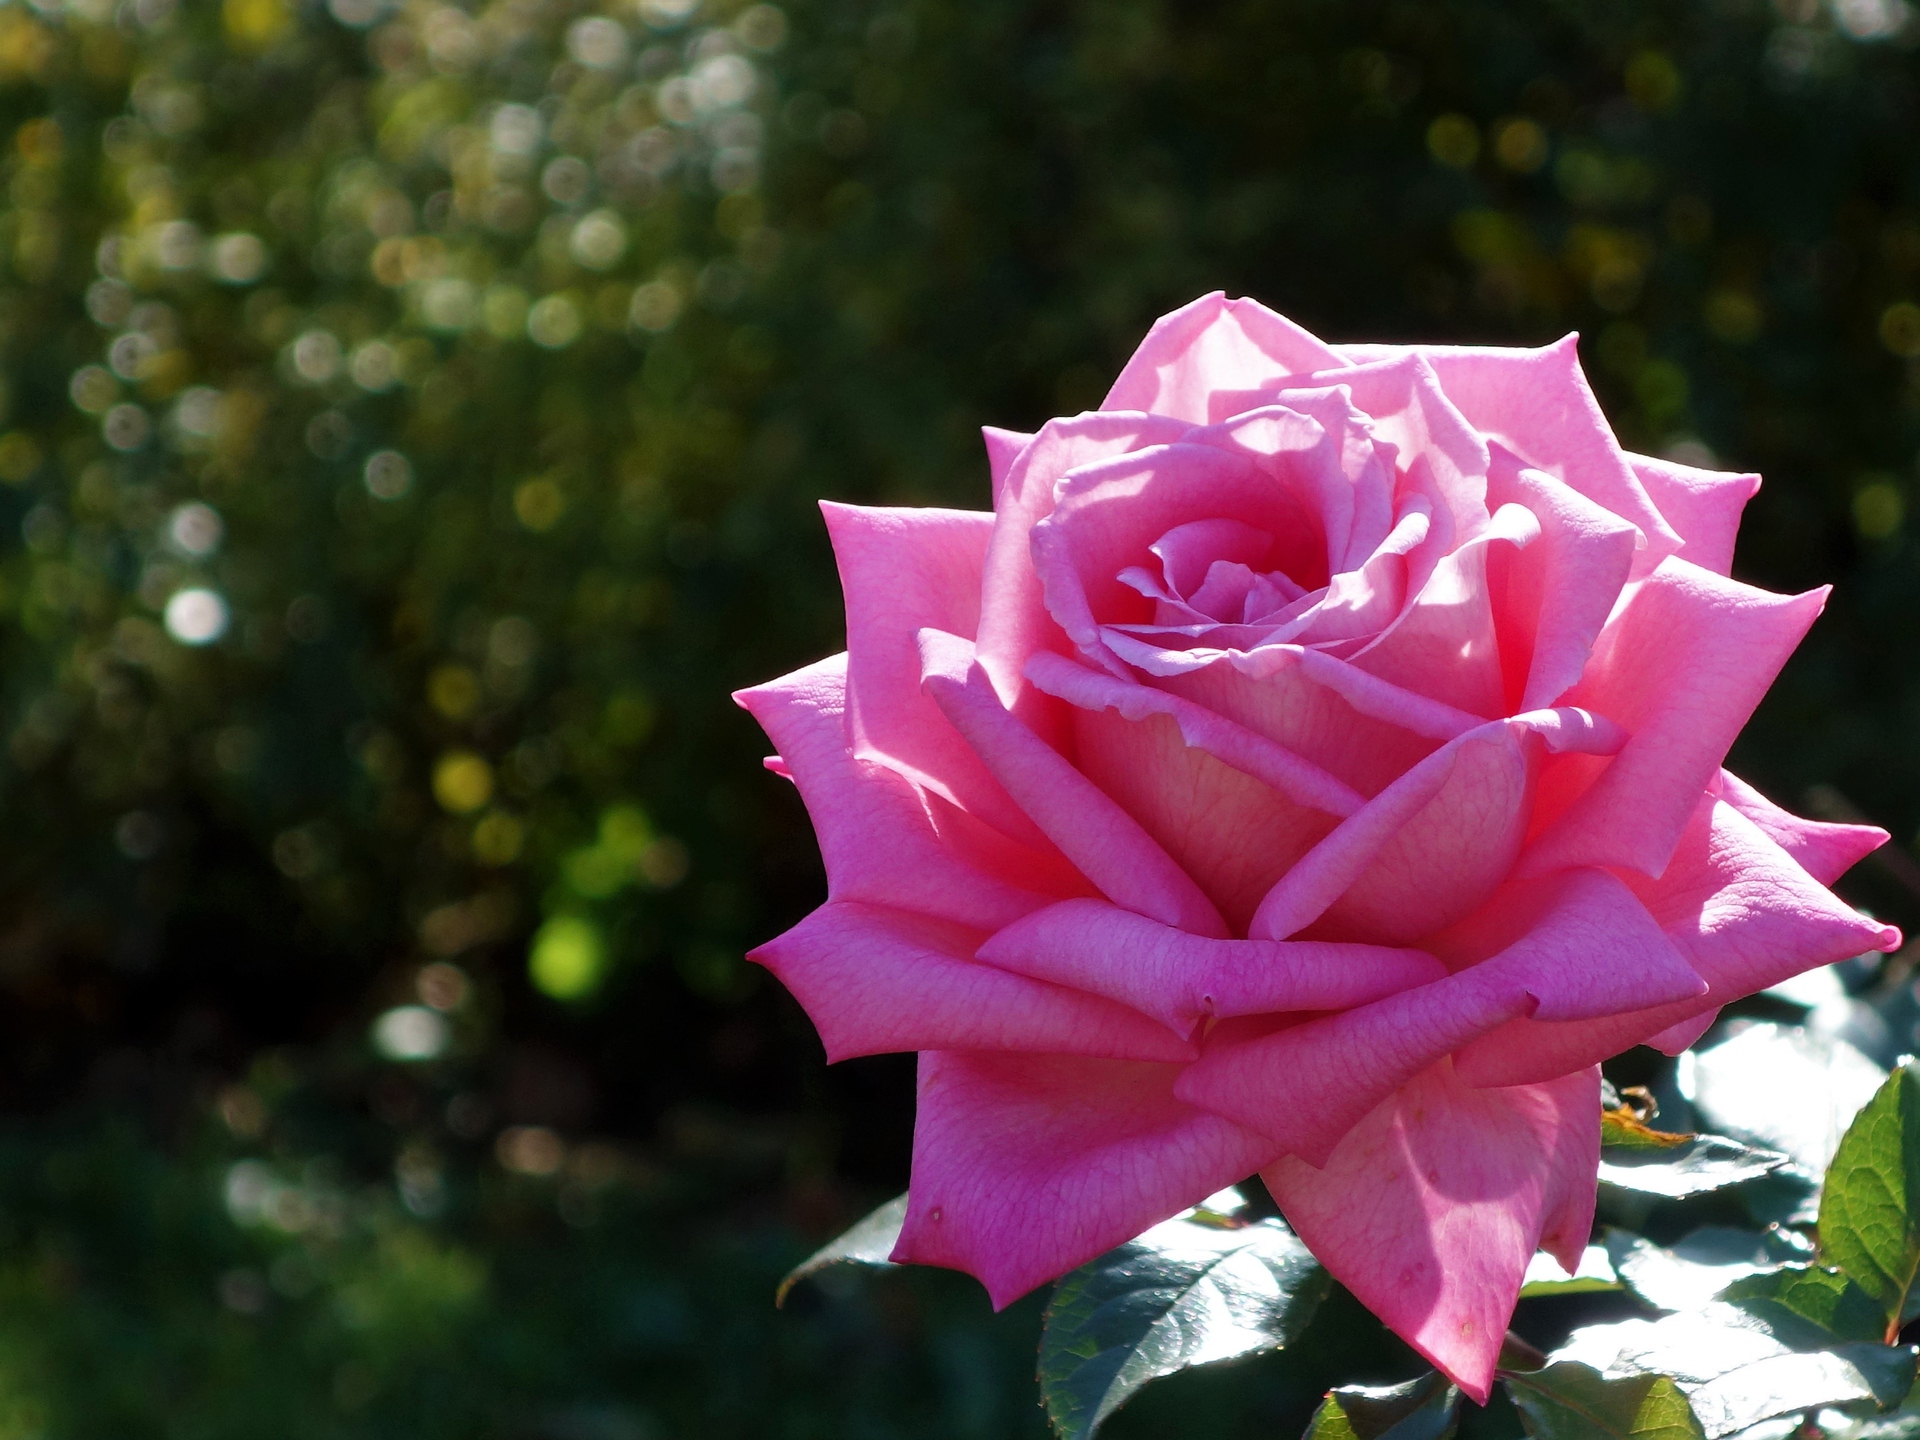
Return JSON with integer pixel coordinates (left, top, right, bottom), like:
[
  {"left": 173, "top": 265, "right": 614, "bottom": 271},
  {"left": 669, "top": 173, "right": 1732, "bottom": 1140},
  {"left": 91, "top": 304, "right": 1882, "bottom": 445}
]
[
  {"left": 1263, "top": 1064, "right": 1600, "bottom": 1404},
  {"left": 919, "top": 628, "right": 1229, "bottom": 938},
  {"left": 1457, "top": 798, "right": 1899, "bottom": 1088},
  {"left": 1180, "top": 868, "right": 1696, "bottom": 1164},
  {"left": 752, "top": 900, "right": 1195, "bottom": 1063},
  {"left": 893, "top": 1050, "right": 1282, "bottom": 1308},
  {"left": 1247, "top": 709, "right": 1625, "bottom": 945},
  {"left": 976, "top": 897, "right": 1446, "bottom": 1035}
]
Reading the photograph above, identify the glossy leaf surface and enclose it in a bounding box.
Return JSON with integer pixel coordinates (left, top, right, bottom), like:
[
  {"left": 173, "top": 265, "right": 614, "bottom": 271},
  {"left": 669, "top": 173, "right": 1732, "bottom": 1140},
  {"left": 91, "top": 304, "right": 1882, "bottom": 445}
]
[
  {"left": 1303, "top": 1371, "right": 1461, "bottom": 1439},
  {"left": 1502, "top": 1361, "right": 1704, "bottom": 1439},
  {"left": 1820, "top": 1064, "right": 1920, "bottom": 1336},
  {"left": 1606, "top": 1227, "right": 1806, "bottom": 1312},
  {"left": 1598, "top": 1133, "right": 1792, "bottom": 1199},
  {"left": 1038, "top": 1211, "right": 1328, "bottom": 1440}
]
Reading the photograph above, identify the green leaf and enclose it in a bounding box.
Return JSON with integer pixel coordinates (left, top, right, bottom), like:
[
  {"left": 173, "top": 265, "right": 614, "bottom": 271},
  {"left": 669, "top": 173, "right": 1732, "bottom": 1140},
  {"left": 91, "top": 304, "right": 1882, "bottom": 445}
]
[
  {"left": 1688, "top": 1024, "right": 1887, "bottom": 1180},
  {"left": 1502, "top": 1362, "right": 1704, "bottom": 1439},
  {"left": 1555, "top": 1305, "right": 1919, "bottom": 1438},
  {"left": 1684, "top": 1344, "right": 1917, "bottom": 1439},
  {"left": 1038, "top": 1211, "right": 1329, "bottom": 1440},
  {"left": 1521, "top": 1244, "right": 1622, "bottom": 1297},
  {"left": 1820, "top": 1064, "right": 1920, "bottom": 1338},
  {"left": 1599, "top": 1133, "right": 1792, "bottom": 1199},
  {"left": 775, "top": 1193, "right": 906, "bottom": 1306},
  {"left": 1304, "top": 1371, "right": 1460, "bottom": 1439},
  {"left": 1606, "top": 1227, "right": 1805, "bottom": 1312},
  {"left": 1720, "top": 1266, "right": 1889, "bottom": 1347}
]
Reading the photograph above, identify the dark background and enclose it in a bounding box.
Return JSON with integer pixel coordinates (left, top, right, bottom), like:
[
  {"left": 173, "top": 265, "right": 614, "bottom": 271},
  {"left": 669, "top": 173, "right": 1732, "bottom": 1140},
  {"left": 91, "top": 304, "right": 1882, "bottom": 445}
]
[{"left": 0, "top": 0, "right": 1912, "bottom": 1433}]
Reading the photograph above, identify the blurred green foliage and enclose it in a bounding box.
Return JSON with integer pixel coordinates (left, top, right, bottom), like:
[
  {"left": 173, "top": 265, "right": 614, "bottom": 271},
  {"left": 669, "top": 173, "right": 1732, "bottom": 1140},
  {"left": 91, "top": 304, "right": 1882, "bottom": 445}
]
[{"left": 0, "top": 0, "right": 1913, "bottom": 1430}]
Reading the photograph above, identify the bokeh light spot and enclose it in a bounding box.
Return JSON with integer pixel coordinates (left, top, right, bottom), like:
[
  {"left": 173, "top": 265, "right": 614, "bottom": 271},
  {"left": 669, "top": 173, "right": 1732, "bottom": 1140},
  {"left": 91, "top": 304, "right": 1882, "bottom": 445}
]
[
  {"left": 528, "top": 916, "right": 605, "bottom": 1000},
  {"left": 432, "top": 751, "right": 494, "bottom": 813},
  {"left": 164, "top": 587, "right": 229, "bottom": 645}
]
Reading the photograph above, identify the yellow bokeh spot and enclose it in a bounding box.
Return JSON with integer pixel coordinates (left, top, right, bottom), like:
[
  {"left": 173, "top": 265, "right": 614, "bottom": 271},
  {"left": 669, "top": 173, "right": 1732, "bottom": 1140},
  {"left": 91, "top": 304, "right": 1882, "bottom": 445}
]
[
  {"left": 0, "top": 432, "right": 41, "bottom": 484},
  {"left": 427, "top": 663, "right": 480, "bottom": 720},
  {"left": 432, "top": 751, "right": 494, "bottom": 814},
  {"left": 1854, "top": 479, "right": 1904, "bottom": 540},
  {"left": 224, "top": 0, "right": 290, "bottom": 50},
  {"left": 1492, "top": 118, "right": 1548, "bottom": 173},
  {"left": 1704, "top": 291, "right": 1762, "bottom": 345},
  {"left": 471, "top": 812, "right": 524, "bottom": 866},
  {"left": 1881, "top": 302, "right": 1920, "bottom": 358},
  {"left": 529, "top": 916, "right": 605, "bottom": 1000},
  {"left": 1625, "top": 50, "right": 1682, "bottom": 113},
  {"left": 513, "top": 477, "right": 566, "bottom": 532},
  {"left": 1425, "top": 113, "right": 1479, "bottom": 169}
]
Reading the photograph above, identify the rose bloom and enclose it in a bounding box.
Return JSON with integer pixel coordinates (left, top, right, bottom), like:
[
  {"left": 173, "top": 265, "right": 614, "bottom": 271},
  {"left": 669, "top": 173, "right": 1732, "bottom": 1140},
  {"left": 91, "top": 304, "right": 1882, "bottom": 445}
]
[{"left": 737, "top": 293, "right": 1898, "bottom": 1398}]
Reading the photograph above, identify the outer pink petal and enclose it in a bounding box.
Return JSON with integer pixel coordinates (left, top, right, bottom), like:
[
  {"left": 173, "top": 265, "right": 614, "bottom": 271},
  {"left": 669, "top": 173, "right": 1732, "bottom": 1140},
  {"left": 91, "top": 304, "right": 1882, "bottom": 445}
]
[
  {"left": 1486, "top": 453, "right": 1639, "bottom": 713},
  {"left": 1180, "top": 867, "right": 1697, "bottom": 1164},
  {"left": 1457, "top": 798, "right": 1899, "bottom": 1088},
  {"left": 976, "top": 411, "right": 1195, "bottom": 739},
  {"left": 976, "top": 897, "right": 1447, "bottom": 1035},
  {"left": 734, "top": 655, "right": 1082, "bottom": 930},
  {"left": 1102, "top": 292, "right": 1343, "bottom": 422},
  {"left": 751, "top": 900, "right": 1195, "bottom": 1063},
  {"left": 1414, "top": 337, "right": 1683, "bottom": 568},
  {"left": 1349, "top": 502, "right": 1539, "bottom": 719},
  {"left": 1248, "top": 709, "right": 1623, "bottom": 945},
  {"left": 1629, "top": 453, "right": 1759, "bottom": 578},
  {"left": 982, "top": 426, "right": 1033, "bottom": 508},
  {"left": 893, "top": 1049, "right": 1282, "bottom": 1308},
  {"left": 1518, "top": 557, "right": 1828, "bottom": 881},
  {"left": 1714, "top": 769, "right": 1888, "bottom": 886},
  {"left": 825, "top": 501, "right": 1049, "bottom": 850},
  {"left": 1263, "top": 1064, "right": 1600, "bottom": 1404},
  {"left": 918, "top": 628, "right": 1230, "bottom": 938}
]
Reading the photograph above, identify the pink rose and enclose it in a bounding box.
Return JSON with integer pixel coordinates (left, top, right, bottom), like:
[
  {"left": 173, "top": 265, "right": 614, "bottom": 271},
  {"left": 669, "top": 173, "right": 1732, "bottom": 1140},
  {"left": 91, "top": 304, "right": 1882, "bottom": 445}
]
[{"left": 736, "top": 293, "right": 1899, "bottom": 1398}]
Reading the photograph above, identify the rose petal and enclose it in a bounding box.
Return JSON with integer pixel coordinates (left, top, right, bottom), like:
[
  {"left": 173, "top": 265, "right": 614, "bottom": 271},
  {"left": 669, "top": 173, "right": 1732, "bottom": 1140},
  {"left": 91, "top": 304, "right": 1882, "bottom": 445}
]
[
  {"left": 1180, "top": 868, "right": 1696, "bottom": 1164},
  {"left": 1025, "top": 651, "right": 1363, "bottom": 817},
  {"left": 1486, "top": 452, "right": 1640, "bottom": 712},
  {"left": 735, "top": 654, "right": 1081, "bottom": 930},
  {"left": 976, "top": 411, "right": 1195, "bottom": 739},
  {"left": 1517, "top": 557, "right": 1828, "bottom": 881},
  {"left": 893, "top": 1049, "right": 1282, "bottom": 1308},
  {"left": 1282, "top": 354, "right": 1492, "bottom": 555},
  {"left": 752, "top": 900, "right": 1195, "bottom": 1063},
  {"left": 1032, "top": 438, "right": 1333, "bottom": 670},
  {"left": 1121, "top": 648, "right": 1456, "bottom": 800},
  {"left": 1102, "top": 291, "right": 1343, "bottom": 423},
  {"left": 1262, "top": 1064, "right": 1600, "bottom": 1404},
  {"left": 1348, "top": 502, "right": 1540, "bottom": 719},
  {"left": 1247, "top": 710, "right": 1623, "bottom": 945},
  {"left": 1456, "top": 798, "right": 1899, "bottom": 1088},
  {"left": 825, "top": 501, "right": 1051, "bottom": 850},
  {"left": 1714, "top": 769, "right": 1887, "bottom": 886},
  {"left": 976, "top": 897, "right": 1447, "bottom": 1035},
  {"left": 982, "top": 425, "right": 1034, "bottom": 508},
  {"left": 1630, "top": 452, "right": 1759, "bottom": 578},
  {"left": 918, "top": 628, "right": 1230, "bottom": 938},
  {"left": 1410, "top": 336, "right": 1683, "bottom": 568},
  {"left": 1066, "top": 702, "right": 1341, "bottom": 933}
]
